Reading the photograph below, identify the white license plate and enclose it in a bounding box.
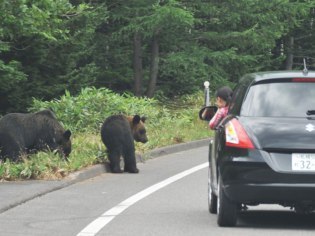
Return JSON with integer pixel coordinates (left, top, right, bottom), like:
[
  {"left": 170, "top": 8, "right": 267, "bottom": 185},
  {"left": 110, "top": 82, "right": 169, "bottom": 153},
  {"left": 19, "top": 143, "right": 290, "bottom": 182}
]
[{"left": 292, "top": 153, "right": 315, "bottom": 171}]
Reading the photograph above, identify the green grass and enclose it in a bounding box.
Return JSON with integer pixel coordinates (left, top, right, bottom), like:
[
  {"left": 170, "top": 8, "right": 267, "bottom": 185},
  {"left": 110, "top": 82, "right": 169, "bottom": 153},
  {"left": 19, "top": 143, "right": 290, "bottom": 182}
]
[{"left": 0, "top": 88, "right": 214, "bottom": 181}]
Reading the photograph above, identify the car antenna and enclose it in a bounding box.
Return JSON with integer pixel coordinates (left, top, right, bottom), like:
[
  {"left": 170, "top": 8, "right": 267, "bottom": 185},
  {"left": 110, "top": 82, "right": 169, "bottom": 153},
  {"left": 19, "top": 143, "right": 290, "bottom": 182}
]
[{"left": 303, "top": 58, "right": 308, "bottom": 75}]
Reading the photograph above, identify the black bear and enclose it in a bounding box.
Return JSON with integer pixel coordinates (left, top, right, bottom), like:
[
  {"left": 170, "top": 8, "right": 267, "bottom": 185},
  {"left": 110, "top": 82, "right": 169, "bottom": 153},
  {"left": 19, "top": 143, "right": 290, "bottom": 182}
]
[
  {"left": 101, "top": 114, "right": 148, "bottom": 173},
  {"left": 0, "top": 109, "right": 72, "bottom": 162}
]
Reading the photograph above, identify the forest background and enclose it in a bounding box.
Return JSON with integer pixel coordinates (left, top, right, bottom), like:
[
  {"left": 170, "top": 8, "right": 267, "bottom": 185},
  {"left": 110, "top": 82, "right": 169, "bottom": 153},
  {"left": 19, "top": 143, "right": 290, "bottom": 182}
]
[{"left": 1, "top": 0, "right": 315, "bottom": 180}]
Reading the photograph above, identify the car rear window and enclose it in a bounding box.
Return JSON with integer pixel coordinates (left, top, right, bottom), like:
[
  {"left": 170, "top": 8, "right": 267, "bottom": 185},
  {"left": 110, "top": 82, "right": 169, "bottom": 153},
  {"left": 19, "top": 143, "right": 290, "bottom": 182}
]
[{"left": 241, "top": 81, "right": 315, "bottom": 117}]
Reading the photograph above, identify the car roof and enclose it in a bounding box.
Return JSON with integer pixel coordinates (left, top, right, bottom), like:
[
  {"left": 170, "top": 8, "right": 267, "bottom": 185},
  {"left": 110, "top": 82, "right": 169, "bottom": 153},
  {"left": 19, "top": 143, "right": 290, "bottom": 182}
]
[{"left": 239, "top": 70, "right": 315, "bottom": 86}]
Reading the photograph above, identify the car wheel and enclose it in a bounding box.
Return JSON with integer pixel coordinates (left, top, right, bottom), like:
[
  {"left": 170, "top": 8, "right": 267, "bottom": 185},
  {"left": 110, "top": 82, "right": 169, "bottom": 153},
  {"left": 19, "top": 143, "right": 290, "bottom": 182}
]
[
  {"left": 217, "top": 176, "right": 237, "bottom": 227},
  {"left": 208, "top": 168, "right": 217, "bottom": 214}
]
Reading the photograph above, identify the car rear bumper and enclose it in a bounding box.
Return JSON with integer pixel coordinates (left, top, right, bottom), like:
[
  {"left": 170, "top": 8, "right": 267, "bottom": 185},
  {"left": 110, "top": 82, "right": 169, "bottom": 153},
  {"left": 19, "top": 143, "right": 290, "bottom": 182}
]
[
  {"left": 219, "top": 149, "right": 315, "bottom": 204},
  {"left": 225, "top": 182, "right": 315, "bottom": 204}
]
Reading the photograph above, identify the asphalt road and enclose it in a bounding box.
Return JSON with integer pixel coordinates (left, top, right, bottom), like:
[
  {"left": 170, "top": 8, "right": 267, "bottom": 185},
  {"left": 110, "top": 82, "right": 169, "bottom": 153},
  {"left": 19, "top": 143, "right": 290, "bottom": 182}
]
[
  {"left": 1, "top": 139, "right": 315, "bottom": 236},
  {"left": 0, "top": 139, "right": 210, "bottom": 214}
]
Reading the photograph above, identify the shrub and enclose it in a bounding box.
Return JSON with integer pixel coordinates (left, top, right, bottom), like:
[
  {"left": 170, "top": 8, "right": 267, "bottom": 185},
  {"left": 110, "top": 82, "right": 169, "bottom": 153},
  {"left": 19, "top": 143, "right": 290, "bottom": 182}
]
[{"left": 30, "top": 87, "right": 159, "bottom": 133}]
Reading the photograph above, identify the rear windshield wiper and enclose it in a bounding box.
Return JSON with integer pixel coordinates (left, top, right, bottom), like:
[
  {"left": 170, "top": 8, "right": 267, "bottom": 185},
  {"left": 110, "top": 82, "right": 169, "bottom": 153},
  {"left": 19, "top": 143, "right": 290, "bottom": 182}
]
[{"left": 307, "top": 110, "right": 315, "bottom": 115}]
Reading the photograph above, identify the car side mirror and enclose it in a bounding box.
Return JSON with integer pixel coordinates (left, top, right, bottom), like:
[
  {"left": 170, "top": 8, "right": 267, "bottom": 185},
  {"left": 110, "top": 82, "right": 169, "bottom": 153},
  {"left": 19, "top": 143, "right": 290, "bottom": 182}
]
[{"left": 199, "top": 106, "right": 218, "bottom": 121}]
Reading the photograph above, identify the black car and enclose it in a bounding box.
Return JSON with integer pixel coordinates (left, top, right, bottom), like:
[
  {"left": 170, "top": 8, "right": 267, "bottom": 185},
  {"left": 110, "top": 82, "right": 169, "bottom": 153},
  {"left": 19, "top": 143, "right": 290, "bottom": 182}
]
[{"left": 202, "top": 70, "right": 315, "bottom": 227}]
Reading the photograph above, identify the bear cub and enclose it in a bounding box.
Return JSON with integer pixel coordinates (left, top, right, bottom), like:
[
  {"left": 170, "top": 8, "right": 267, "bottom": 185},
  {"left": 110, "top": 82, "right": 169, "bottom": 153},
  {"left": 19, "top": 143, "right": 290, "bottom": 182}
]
[{"left": 101, "top": 114, "right": 148, "bottom": 173}]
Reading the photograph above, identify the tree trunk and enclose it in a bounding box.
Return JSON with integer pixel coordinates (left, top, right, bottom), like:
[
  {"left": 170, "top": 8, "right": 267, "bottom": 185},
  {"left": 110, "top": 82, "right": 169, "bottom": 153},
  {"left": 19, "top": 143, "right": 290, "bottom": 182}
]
[
  {"left": 133, "top": 32, "right": 143, "bottom": 96},
  {"left": 285, "top": 36, "right": 294, "bottom": 70},
  {"left": 146, "top": 34, "right": 159, "bottom": 98}
]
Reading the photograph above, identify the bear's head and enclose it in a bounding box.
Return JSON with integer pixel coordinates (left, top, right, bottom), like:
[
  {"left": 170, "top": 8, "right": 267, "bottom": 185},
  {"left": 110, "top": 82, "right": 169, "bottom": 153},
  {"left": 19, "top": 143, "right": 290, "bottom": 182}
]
[
  {"left": 128, "top": 115, "right": 148, "bottom": 143},
  {"left": 50, "top": 129, "right": 72, "bottom": 161},
  {"left": 59, "top": 130, "right": 72, "bottom": 159}
]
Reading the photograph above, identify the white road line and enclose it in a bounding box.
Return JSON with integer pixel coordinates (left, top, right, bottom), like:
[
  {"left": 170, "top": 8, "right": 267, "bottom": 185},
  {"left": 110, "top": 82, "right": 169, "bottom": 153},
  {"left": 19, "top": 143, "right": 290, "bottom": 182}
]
[{"left": 77, "top": 162, "right": 208, "bottom": 236}]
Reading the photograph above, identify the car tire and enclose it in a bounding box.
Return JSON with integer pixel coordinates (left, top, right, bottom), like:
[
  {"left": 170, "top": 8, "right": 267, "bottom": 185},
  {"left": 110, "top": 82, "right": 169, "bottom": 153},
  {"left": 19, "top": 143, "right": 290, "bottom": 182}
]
[
  {"left": 208, "top": 168, "right": 217, "bottom": 214},
  {"left": 217, "top": 176, "right": 237, "bottom": 227}
]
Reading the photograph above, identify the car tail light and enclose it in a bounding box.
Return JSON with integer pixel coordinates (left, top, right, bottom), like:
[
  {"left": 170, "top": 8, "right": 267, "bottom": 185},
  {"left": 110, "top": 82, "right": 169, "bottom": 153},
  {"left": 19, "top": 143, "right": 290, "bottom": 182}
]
[{"left": 225, "top": 119, "right": 254, "bottom": 149}]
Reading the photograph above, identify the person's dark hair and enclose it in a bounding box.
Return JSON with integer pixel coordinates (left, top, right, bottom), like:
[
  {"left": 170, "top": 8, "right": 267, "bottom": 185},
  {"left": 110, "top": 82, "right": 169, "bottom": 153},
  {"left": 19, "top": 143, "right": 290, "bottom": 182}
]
[{"left": 216, "top": 86, "right": 233, "bottom": 104}]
